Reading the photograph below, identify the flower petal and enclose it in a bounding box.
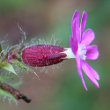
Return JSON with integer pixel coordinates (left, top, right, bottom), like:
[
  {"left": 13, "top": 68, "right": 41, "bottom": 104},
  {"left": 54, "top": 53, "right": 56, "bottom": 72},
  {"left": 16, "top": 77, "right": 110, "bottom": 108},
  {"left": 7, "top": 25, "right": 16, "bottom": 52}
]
[
  {"left": 69, "top": 36, "right": 78, "bottom": 55},
  {"left": 86, "top": 45, "right": 99, "bottom": 60},
  {"left": 80, "top": 11, "right": 87, "bottom": 38},
  {"left": 76, "top": 56, "right": 88, "bottom": 90},
  {"left": 72, "top": 10, "right": 80, "bottom": 42},
  {"left": 82, "top": 61, "right": 99, "bottom": 88},
  {"left": 72, "top": 10, "right": 79, "bottom": 32},
  {"left": 83, "top": 61, "right": 100, "bottom": 80},
  {"left": 81, "top": 29, "right": 95, "bottom": 46},
  {"left": 70, "top": 19, "right": 78, "bottom": 55}
]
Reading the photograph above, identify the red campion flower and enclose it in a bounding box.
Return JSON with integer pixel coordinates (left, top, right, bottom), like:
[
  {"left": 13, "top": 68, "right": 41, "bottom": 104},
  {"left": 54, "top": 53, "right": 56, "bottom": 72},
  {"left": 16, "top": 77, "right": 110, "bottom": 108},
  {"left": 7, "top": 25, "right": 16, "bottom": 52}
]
[{"left": 19, "top": 10, "right": 100, "bottom": 90}]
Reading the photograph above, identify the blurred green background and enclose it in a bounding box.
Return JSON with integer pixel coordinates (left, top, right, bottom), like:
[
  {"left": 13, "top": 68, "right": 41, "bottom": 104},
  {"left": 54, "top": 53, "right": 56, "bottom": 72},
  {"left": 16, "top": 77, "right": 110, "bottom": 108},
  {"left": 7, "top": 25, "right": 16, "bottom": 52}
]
[{"left": 0, "top": 0, "right": 110, "bottom": 110}]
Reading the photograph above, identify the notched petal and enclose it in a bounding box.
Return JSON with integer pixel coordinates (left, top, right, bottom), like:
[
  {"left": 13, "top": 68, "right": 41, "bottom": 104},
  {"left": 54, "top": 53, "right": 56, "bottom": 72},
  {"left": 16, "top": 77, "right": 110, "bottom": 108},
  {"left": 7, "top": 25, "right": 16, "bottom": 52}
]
[
  {"left": 72, "top": 10, "right": 79, "bottom": 29},
  {"left": 86, "top": 45, "right": 99, "bottom": 60},
  {"left": 81, "top": 29, "right": 95, "bottom": 45},
  {"left": 82, "top": 61, "right": 99, "bottom": 88},
  {"left": 80, "top": 11, "right": 87, "bottom": 37},
  {"left": 76, "top": 56, "right": 88, "bottom": 90},
  {"left": 83, "top": 62, "right": 100, "bottom": 80}
]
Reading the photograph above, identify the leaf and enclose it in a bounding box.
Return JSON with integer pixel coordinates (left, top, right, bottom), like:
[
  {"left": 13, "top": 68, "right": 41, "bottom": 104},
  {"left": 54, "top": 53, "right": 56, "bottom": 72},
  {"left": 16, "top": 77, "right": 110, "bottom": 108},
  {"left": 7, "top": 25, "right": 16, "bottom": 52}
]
[
  {"left": 12, "top": 60, "right": 33, "bottom": 71},
  {"left": 0, "top": 88, "right": 17, "bottom": 103},
  {"left": 15, "top": 61, "right": 28, "bottom": 69},
  {"left": 0, "top": 76, "right": 13, "bottom": 82},
  {"left": 0, "top": 43, "right": 2, "bottom": 52},
  {"left": 11, "top": 81, "right": 22, "bottom": 88},
  {"left": 1, "top": 52, "right": 8, "bottom": 62},
  {"left": 0, "top": 63, "right": 17, "bottom": 75}
]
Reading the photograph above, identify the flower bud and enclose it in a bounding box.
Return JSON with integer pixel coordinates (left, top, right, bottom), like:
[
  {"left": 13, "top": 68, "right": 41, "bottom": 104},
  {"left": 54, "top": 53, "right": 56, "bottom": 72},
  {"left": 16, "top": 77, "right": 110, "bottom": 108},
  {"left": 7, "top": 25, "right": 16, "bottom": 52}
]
[{"left": 21, "top": 44, "right": 67, "bottom": 67}]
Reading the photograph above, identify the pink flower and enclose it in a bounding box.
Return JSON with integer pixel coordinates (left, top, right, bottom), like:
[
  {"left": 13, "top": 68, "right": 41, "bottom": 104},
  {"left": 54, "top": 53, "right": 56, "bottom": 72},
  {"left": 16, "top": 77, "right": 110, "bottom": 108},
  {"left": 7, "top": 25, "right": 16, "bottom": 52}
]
[{"left": 70, "top": 10, "right": 100, "bottom": 90}]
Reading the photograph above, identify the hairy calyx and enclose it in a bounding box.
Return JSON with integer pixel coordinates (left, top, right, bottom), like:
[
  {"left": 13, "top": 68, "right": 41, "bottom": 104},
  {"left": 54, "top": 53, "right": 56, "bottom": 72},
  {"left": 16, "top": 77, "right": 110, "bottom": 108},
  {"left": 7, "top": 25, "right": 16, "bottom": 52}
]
[{"left": 22, "top": 44, "right": 68, "bottom": 67}]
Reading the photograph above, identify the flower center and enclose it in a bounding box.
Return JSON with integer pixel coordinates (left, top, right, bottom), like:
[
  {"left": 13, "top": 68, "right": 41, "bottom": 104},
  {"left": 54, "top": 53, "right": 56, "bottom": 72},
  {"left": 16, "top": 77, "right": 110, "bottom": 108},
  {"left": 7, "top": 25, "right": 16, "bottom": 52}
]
[{"left": 78, "top": 44, "right": 87, "bottom": 60}]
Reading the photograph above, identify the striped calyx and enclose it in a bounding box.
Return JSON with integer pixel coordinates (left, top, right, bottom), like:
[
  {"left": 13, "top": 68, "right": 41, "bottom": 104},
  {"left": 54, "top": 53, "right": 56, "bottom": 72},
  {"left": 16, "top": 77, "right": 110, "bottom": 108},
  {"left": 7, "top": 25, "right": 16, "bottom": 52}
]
[{"left": 22, "top": 44, "right": 67, "bottom": 67}]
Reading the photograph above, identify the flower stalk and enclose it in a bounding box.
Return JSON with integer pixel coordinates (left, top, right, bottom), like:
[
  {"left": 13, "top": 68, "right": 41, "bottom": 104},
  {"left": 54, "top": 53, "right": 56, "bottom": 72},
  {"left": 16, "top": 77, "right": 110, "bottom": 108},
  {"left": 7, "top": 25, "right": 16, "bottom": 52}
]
[{"left": 0, "top": 82, "right": 31, "bottom": 103}]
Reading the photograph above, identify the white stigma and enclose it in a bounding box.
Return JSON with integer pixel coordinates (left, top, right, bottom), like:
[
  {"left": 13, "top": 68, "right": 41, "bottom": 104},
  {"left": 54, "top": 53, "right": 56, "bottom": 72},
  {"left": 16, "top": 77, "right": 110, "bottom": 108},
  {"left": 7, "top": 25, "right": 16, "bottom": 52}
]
[{"left": 78, "top": 44, "right": 87, "bottom": 60}]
